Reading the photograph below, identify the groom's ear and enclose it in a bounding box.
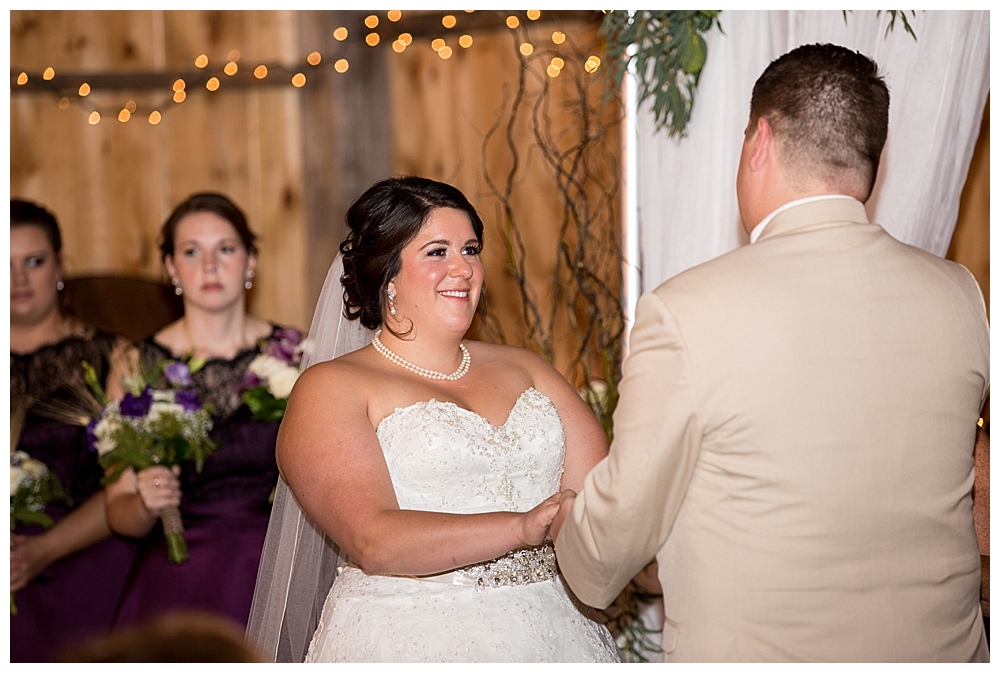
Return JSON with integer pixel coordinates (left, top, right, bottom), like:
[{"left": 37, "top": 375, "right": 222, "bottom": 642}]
[{"left": 746, "top": 116, "right": 773, "bottom": 173}]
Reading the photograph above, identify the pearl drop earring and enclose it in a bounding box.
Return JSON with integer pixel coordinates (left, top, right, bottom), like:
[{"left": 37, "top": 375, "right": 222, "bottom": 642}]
[
  {"left": 172, "top": 277, "right": 182, "bottom": 296},
  {"left": 245, "top": 269, "right": 255, "bottom": 290}
]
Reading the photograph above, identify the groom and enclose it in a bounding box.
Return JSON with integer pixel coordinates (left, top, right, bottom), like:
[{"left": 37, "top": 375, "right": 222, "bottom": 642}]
[{"left": 551, "top": 43, "right": 989, "bottom": 662}]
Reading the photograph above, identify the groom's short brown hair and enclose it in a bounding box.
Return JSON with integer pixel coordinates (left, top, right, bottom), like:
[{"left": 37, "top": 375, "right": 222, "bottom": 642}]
[{"left": 750, "top": 43, "right": 889, "bottom": 200}]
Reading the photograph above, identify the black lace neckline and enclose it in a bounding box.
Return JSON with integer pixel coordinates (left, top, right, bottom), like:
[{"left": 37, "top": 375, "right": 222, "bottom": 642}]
[
  {"left": 10, "top": 323, "right": 99, "bottom": 360},
  {"left": 144, "top": 323, "right": 278, "bottom": 364}
]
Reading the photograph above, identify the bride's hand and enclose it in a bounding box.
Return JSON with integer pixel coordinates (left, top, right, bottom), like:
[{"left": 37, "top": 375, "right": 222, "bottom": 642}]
[
  {"left": 136, "top": 465, "right": 182, "bottom": 517},
  {"left": 517, "top": 492, "right": 565, "bottom": 547}
]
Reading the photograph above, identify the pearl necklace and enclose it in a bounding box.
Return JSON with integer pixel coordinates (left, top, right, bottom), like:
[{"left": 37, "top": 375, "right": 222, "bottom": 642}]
[{"left": 371, "top": 329, "right": 471, "bottom": 381}]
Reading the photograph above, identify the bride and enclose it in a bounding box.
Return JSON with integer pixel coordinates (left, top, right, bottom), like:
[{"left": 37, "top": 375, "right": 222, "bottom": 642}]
[{"left": 247, "top": 176, "right": 619, "bottom": 662}]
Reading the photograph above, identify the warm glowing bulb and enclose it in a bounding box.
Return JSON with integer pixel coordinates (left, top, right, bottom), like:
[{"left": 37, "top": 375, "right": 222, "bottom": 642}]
[
  {"left": 584, "top": 60, "right": 598, "bottom": 74},
  {"left": 551, "top": 57, "right": 565, "bottom": 69},
  {"left": 399, "top": 32, "right": 412, "bottom": 45},
  {"left": 195, "top": 54, "right": 209, "bottom": 68},
  {"left": 365, "top": 15, "right": 379, "bottom": 29},
  {"left": 173, "top": 78, "right": 185, "bottom": 92},
  {"left": 292, "top": 73, "right": 306, "bottom": 87},
  {"left": 431, "top": 38, "right": 445, "bottom": 52},
  {"left": 334, "top": 59, "right": 349, "bottom": 73},
  {"left": 387, "top": 10, "right": 401, "bottom": 21},
  {"left": 459, "top": 35, "right": 473, "bottom": 48},
  {"left": 465, "top": 9, "right": 474, "bottom": 12},
  {"left": 520, "top": 43, "right": 533, "bottom": 56},
  {"left": 79, "top": 83, "right": 91, "bottom": 96},
  {"left": 173, "top": 90, "right": 187, "bottom": 103},
  {"left": 206, "top": 77, "right": 220, "bottom": 91},
  {"left": 552, "top": 31, "right": 565, "bottom": 45},
  {"left": 254, "top": 65, "right": 268, "bottom": 79},
  {"left": 442, "top": 15, "right": 456, "bottom": 29},
  {"left": 58, "top": 97, "right": 70, "bottom": 109},
  {"left": 547, "top": 65, "right": 561, "bottom": 78},
  {"left": 366, "top": 33, "right": 380, "bottom": 46},
  {"left": 307, "top": 51, "right": 322, "bottom": 66},
  {"left": 118, "top": 109, "right": 131, "bottom": 122},
  {"left": 126, "top": 100, "right": 137, "bottom": 112},
  {"left": 88, "top": 111, "right": 100, "bottom": 125},
  {"left": 392, "top": 40, "right": 406, "bottom": 53},
  {"left": 227, "top": 49, "right": 241, "bottom": 61},
  {"left": 43, "top": 67, "right": 55, "bottom": 80},
  {"left": 438, "top": 46, "right": 453, "bottom": 59},
  {"left": 506, "top": 16, "right": 519, "bottom": 29},
  {"left": 17, "top": 72, "right": 28, "bottom": 85},
  {"left": 224, "top": 62, "right": 238, "bottom": 76},
  {"left": 149, "top": 111, "right": 162, "bottom": 124},
  {"left": 333, "top": 27, "right": 348, "bottom": 41},
  {"left": 527, "top": 10, "right": 541, "bottom": 20}
]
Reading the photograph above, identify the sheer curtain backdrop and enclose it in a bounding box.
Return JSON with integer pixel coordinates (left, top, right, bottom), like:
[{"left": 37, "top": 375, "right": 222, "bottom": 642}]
[{"left": 635, "top": 10, "right": 990, "bottom": 291}]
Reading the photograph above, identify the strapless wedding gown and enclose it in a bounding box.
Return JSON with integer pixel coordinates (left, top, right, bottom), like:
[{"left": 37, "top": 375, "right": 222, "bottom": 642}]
[{"left": 305, "top": 387, "right": 620, "bottom": 662}]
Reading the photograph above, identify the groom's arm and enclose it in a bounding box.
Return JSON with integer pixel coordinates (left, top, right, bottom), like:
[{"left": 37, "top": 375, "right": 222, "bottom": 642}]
[{"left": 554, "top": 290, "right": 703, "bottom": 609}]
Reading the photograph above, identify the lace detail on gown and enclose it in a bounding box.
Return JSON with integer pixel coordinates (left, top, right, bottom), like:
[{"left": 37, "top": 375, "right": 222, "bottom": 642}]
[{"left": 305, "top": 388, "right": 619, "bottom": 663}]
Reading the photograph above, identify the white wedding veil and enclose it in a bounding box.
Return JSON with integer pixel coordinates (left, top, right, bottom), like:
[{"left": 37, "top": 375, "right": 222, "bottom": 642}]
[{"left": 246, "top": 253, "right": 373, "bottom": 662}]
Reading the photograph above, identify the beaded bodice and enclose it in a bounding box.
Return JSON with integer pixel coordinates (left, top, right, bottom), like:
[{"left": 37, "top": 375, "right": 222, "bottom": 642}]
[{"left": 375, "top": 387, "right": 565, "bottom": 515}]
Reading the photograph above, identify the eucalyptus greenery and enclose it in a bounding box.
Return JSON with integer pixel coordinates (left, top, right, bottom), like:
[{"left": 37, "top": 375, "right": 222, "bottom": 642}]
[{"left": 599, "top": 10, "right": 723, "bottom": 137}]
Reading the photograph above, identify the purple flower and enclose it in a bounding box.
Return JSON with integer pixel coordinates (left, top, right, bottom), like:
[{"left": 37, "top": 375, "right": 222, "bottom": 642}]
[
  {"left": 273, "top": 328, "right": 302, "bottom": 345},
  {"left": 120, "top": 387, "right": 153, "bottom": 418},
  {"left": 241, "top": 371, "right": 263, "bottom": 392},
  {"left": 263, "top": 339, "right": 297, "bottom": 365},
  {"left": 86, "top": 417, "right": 100, "bottom": 452},
  {"left": 164, "top": 362, "right": 194, "bottom": 388},
  {"left": 174, "top": 388, "right": 202, "bottom": 412}
]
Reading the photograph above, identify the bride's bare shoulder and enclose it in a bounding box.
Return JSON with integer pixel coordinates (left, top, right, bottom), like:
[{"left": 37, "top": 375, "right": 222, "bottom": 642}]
[{"left": 291, "top": 347, "right": 376, "bottom": 397}]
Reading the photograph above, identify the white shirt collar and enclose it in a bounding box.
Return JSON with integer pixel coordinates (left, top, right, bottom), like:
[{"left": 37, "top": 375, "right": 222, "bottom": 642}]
[{"left": 749, "top": 195, "right": 857, "bottom": 244}]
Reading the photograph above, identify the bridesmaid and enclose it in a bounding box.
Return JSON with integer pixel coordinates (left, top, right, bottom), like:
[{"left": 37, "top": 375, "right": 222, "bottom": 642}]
[
  {"left": 10, "top": 199, "right": 137, "bottom": 662},
  {"left": 105, "top": 193, "right": 290, "bottom": 630}
]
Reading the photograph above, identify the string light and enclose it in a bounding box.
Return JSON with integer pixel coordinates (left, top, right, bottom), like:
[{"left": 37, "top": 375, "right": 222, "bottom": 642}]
[
  {"left": 399, "top": 32, "right": 413, "bottom": 45},
  {"left": 173, "top": 90, "right": 186, "bottom": 103},
  {"left": 125, "top": 100, "right": 137, "bottom": 112},
  {"left": 43, "top": 67, "right": 55, "bottom": 80},
  {"left": 58, "top": 97, "right": 70, "bottom": 109},
  {"left": 442, "top": 15, "right": 456, "bottom": 29},
  {"left": 292, "top": 73, "right": 306, "bottom": 87},
  {"left": 527, "top": 10, "right": 541, "bottom": 20},
  {"left": 438, "top": 46, "right": 453, "bottom": 60},
  {"left": 551, "top": 57, "right": 565, "bottom": 70},
  {"left": 195, "top": 54, "right": 208, "bottom": 68},
  {"left": 552, "top": 31, "right": 566, "bottom": 44},
  {"left": 520, "top": 43, "right": 533, "bottom": 56},
  {"left": 224, "top": 61, "right": 238, "bottom": 76},
  {"left": 333, "top": 27, "right": 348, "bottom": 41},
  {"left": 387, "top": 10, "right": 402, "bottom": 22},
  {"left": 118, "top": 108, "right": 130, "bottom": 122},
  {"left": 206, "top": 77, "right": 220, "bottom": 91},
  {"left": 365, "top": 15, "right": 379, "bottom": 29},
  {"left": 334, "top": 59, "right": 349, "bottom": 73},
  {"left": 149, "top": 110, "right": 162, "bottom": 124},
  {"left": 254, "top": 65, "right": 268, "bottom": 79},
  {"left": 88, "top": 111, "right": 100, "bottom": 124},
  {"left": 392, "top": 40, "right": 406, "bottom": 53},
  {"left": 227, "top": 50, "right": 241, "bottom": 61},
  {"left": 17, "top": 72, "right": 28, "bottom": 85},
  {"left": 584, "top": 55, "right": 601, "bottom": 74},
  {"left": 506, "top": 16, "right": 520, "bottom": 29},
  {"left": 78, "top": 83, "right": 91, "bottom": 96},
  {"left": 307, "top": 51, "right": 322, "bottom": 66},
  {"left": 547, "top": 64, "right": 560, "bottom": 78},
  {"left": 173, "top": 79, "right": 185, "bottom": 92},
  {"left": 366, "top": 33, "right": 380, "bottom": 46},
  {"left": 459, "top": 35, "right": 473, "bottom": 48},
  {"left": 431, "top": 38, "right": 446, "bottom": 52}
]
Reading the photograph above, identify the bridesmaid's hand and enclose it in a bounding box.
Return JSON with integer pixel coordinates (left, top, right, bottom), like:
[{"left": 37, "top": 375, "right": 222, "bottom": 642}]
[
  {"left": 517, "top": 492, "right": 565, "bottom": 547},
  {"left": 10, "top": 534, "right": 49, "bottom": 592},
  {"left": 136, "top": 465, "right": 182, "bottom": 517}
]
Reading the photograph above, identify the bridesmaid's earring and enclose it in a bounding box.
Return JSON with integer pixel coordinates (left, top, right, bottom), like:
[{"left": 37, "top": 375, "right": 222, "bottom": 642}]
[
  {"left": 387, "top": 288, "right": 397, "bottom": 317},
  {"left": 172, "top": 277, "right": 183, "bottom": 296},
  {"left": 245, "top": 269, "right": 255, "bottom": 290},
  {"left": 56, "top": 279, "right": 65, "bottom": 291}
]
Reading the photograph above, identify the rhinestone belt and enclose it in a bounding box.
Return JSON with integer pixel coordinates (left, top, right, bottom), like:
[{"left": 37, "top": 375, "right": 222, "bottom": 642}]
[{"left": 395, "top": 541, "right": 558, "bottom": 591}]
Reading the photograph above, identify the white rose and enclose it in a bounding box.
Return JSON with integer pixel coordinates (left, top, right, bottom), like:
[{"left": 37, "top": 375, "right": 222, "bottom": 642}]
[
  {"left": 21, "top": 457, "right": 48, "bottom": 480},
  {"left": 152, "top": 390, "right": 175, "bottom": 403},
  {"left": 249, "top": 355, "right": 286, "bottom": 382},
  {"left": 10, "top": 465, "right": 26, "bottom": 493},
  {"left": 266, "top": 367, "right": 300, "bottom": 400},
  {"left": 148, "top": 401, "right": 185, "bottom": 423}
]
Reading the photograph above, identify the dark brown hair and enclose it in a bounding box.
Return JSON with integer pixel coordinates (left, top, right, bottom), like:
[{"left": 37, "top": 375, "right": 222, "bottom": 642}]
[
  {"left": 340, "top": 175, "right": 485, "bottom": 331},
  {"left": 159, "top": 192, "right": 258, "bottom": 263},
  {"left": 11, "top": 199, "right": 63, "bottom": 256},
  {"left": 749, "top": 43, "right": 889, "bottom": 199}
]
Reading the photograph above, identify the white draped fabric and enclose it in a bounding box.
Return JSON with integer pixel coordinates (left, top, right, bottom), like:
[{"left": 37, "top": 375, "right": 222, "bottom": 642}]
[
  {"left": 627, "top": 11, "right": 989, "bottom": 661},
  {"left": 635, "top": 10, "right": 990, "bottom": 292}
]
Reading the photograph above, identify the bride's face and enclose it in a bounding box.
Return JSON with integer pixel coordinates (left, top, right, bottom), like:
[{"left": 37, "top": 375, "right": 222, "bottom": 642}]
[{"left": 388, "top": 207, "right": 483, "bottom": 337}]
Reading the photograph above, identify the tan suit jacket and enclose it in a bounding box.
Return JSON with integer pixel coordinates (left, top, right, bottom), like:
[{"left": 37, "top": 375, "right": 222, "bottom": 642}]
[{"left": 555, "top": 198, "right": 989, "bottom": 662}]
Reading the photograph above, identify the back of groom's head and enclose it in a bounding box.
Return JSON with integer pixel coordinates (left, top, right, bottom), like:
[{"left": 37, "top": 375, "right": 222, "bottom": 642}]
[{"left": 750, "top": 43, "right": 889, "bottom": 201}]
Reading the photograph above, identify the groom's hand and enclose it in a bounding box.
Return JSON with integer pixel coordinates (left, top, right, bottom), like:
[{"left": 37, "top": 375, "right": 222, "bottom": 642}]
[{"left": 548, "top": 489, "right": 577, "bottom": 542}]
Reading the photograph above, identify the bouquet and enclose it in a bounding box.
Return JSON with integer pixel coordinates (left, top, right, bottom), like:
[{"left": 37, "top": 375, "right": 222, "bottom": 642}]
[
  {"left": 85, "top": 358, "right": 218, "bottom": 564},
  {"left": 10, "top": 450, "right": 70, "bottom": 614},
  {"left": 240, "top": 327, "right": 306, "bottom": 422}
]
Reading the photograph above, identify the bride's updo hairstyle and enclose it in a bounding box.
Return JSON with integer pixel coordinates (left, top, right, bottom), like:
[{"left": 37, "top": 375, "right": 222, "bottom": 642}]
[{"left": 340, "top": 175, "right": 484, "bottom": 331}]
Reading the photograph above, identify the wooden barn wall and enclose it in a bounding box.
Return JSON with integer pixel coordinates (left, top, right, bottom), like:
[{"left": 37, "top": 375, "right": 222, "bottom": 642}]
[{"left": 11, "top": 10, "right": 312, "bottom": 332}]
